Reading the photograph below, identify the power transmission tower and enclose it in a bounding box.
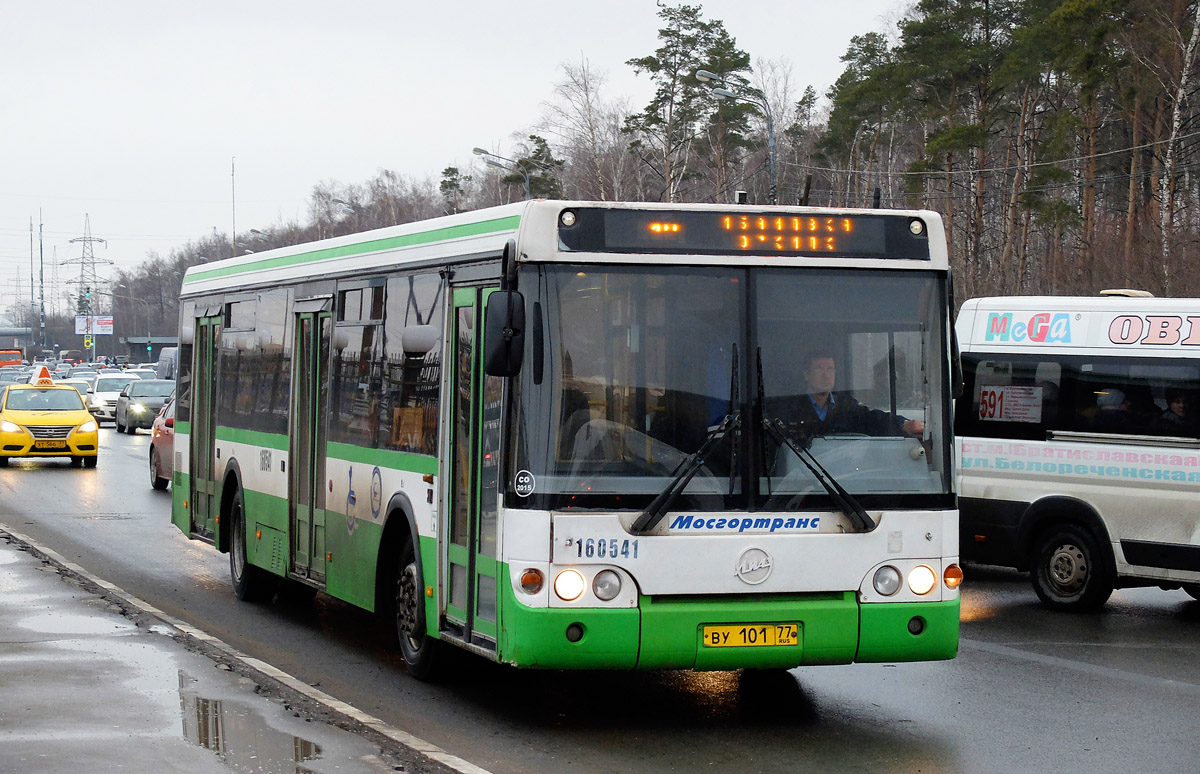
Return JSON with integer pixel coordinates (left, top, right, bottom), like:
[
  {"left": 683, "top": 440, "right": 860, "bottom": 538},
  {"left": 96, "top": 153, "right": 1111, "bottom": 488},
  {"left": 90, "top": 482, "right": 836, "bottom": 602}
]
[{"left": 62, "top": 214, "right": 113, "bottom": 359}]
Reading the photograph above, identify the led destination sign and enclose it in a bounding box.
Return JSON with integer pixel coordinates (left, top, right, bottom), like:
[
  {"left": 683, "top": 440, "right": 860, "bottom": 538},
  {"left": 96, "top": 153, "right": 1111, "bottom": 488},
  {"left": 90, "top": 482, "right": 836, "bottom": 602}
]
[{"left": 557, "top": 208, "right": 931, "bottom": 259}]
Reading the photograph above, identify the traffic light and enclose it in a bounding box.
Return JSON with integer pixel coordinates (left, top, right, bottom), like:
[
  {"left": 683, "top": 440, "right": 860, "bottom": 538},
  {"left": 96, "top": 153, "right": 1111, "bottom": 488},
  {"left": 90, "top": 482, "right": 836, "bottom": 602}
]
[
  {"left": 84, "top": 287, "right": 91, "bottom": 298},
  {"left": 146, "top": 343, "right": 152, "bottom": 352}
]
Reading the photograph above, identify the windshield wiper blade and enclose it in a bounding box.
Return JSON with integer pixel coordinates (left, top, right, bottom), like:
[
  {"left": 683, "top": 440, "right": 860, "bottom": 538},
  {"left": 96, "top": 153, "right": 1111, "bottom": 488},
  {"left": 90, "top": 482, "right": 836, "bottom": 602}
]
[
  {"left": 631, "top": 411, "right": 739, "bottom": 534},
  {"left": 762, "top": 416, "right": 876, "bottom": 532}
]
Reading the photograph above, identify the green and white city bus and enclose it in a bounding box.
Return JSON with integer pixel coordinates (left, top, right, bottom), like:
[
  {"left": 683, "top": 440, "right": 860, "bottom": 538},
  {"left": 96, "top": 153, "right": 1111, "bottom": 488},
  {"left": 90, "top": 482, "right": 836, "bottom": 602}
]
[{"left": 172, "top": 200, "right": 960, "bottom": 679}]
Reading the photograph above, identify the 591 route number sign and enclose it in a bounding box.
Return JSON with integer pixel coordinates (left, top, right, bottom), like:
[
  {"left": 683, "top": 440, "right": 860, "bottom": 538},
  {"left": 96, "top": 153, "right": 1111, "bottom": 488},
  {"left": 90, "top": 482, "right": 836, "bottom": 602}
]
[{"left": 979, "top": 385, "right": 1043, "bottom": 424}]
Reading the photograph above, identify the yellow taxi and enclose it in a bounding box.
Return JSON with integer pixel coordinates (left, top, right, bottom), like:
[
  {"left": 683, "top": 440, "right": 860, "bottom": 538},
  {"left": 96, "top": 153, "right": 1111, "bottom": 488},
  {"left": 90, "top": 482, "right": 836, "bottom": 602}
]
[{"left": 0, "top": 368, "right": 99, "bottom": 467}]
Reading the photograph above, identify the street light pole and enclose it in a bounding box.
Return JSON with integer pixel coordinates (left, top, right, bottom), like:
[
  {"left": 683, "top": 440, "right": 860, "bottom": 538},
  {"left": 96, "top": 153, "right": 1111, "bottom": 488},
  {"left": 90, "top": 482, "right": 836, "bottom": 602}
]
[
  {"left": 696, "top": 69, "right": 778, "bottom": 205},
  {"left": 472, "top": 147, "right": 532, "bottom": 200}
]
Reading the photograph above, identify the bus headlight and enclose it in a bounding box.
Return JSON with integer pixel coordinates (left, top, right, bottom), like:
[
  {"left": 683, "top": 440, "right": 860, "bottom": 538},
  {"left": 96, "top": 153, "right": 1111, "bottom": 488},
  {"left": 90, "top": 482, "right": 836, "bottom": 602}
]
[
  {"left": 907, "top": 565, "right": 938, "bottom": 595},
  {"left": 0, "top": 420, "right": 22, "bottom": 433},
  {"left": 553, "top": 569, "right": 586, "bottom": 601},
  {"left": 592, "top": 569, "right": 621, "bottom": 601},
  {"left": 872, "top": 565, "right": 902, "bottom": 596},
  {"left": 78, "top": 420, "right": 97, "bottom": 433}
]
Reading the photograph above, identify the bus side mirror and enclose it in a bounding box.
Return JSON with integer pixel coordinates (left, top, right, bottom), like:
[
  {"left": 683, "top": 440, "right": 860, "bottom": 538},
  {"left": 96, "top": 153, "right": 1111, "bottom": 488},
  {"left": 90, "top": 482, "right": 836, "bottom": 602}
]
[{"left": 484, "top": 290, "right": 525, "bottom": 377}]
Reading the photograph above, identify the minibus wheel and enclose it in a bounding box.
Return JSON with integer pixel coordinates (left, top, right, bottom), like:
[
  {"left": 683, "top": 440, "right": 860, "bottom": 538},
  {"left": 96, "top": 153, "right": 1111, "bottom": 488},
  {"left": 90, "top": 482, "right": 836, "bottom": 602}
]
[
  {"left": 1031, "top": 523, "right": 1114, "bottom": 612},
  {"left": 388, "top": 539, "right": 441, "bottom": 680}
]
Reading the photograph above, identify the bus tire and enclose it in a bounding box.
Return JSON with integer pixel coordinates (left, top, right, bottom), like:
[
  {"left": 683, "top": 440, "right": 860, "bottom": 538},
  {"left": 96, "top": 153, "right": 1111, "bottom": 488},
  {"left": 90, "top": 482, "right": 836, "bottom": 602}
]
[
  {"left": 388, "top": 539, "right": 441, "bottom": 680},
  {"left": 1031, "top": 523, "right": 1113, "bottom": 612},
  {"left": 229, "top": 488, "right": 276, "bottom": 603}
]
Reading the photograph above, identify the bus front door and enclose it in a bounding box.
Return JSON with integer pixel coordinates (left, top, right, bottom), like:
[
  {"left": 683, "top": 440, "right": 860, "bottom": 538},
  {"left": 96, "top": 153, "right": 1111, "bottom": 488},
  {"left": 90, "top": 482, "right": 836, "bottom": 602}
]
[
  {"left": 290, "top": 310, "right": 331, "bottom": 582},
  {"left": 190, "top": 315, "right": 221, "bottom": 541},
  {"left": 444, "top": 287, "right": 502, "bottom": 648}
]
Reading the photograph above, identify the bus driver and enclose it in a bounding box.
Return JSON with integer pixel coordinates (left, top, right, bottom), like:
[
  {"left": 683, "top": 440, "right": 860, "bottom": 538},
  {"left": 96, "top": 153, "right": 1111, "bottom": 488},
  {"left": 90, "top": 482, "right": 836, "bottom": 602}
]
[{"left": 785, "top": 351, "right": 925, "bottom": 439}]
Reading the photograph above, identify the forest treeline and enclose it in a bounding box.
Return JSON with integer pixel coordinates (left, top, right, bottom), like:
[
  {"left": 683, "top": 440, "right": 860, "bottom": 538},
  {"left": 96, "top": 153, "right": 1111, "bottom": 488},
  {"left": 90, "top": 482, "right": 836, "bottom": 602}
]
[{"left": 34, "top": 0, "right": 1200, "bottom": 345}]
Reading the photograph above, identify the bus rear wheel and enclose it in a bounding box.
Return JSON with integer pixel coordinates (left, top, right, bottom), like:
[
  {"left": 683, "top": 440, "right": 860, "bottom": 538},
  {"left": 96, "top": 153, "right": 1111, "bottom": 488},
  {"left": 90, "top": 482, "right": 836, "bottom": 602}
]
[
  {"left": 1031, "top": 523, "right": 1113, "bottom": 612},
  {"left": 229, "top": 488, "right": 277, "bottom": 603},
  {"left": 389, "top": 540, "right": 440, "bottom": 680}
]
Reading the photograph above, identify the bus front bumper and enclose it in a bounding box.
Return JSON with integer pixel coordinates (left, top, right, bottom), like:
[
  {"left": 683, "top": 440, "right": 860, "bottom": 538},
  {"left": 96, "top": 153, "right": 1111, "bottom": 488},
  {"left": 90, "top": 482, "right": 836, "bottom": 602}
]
[{"left": 497, "top": 590, "right": 959, "bottom": 670}]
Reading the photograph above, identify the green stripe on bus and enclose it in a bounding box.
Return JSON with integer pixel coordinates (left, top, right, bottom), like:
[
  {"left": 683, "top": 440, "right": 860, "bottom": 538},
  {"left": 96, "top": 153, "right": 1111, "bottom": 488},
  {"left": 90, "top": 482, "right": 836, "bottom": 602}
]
[
  {"left": 325, "top": 442, "right": 438, "bottom": 475},
  {"left": 215, "top": 426, "right": 289, "bottom": 450},
  {"left": 184, "top": 215, "right": 521, "bottom": 284}
]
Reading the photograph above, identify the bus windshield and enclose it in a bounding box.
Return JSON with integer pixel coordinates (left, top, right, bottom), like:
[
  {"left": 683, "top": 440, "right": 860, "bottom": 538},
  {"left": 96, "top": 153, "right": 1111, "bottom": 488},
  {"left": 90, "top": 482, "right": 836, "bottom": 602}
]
[{"left": 510, "top": 264, "right": 952, "bottom": 512}]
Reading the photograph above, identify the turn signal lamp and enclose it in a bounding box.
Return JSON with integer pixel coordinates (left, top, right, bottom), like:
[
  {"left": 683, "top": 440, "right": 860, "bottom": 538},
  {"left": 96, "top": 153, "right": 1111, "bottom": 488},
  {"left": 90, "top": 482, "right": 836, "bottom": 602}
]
[
  {"left": 553, "top": 569, "right": 586, "bottom": 601},
  {"left": 907, "top": 565, "right": 938, "bottom": 595},
  {"left": 943, "top": 564, "right": 964, "bottom": 589},
  {"left": 520, "top": 569, "right": 545, "bottom": 594}
]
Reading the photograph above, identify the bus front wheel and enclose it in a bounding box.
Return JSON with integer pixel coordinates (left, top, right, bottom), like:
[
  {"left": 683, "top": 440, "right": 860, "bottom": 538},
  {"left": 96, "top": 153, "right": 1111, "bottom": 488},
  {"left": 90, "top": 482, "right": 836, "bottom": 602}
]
[
  {"left": 1031, "top": 523, "right": 1113, "bottom": 612},
  {"left": 389, "top": 540, "right": 441, "bottom": 680},
  {"left": 229, "top": 488, "right": 277, "bottom": 603}
]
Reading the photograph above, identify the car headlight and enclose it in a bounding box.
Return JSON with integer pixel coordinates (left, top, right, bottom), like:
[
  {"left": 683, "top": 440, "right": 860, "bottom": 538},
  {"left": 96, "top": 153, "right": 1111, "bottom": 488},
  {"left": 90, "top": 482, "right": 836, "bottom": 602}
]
[
  {"left": 78, "top": 420, "right": 97, "bottom": 433},
  {"left": 90, "top": 397, "right": 103, "bottom": 407},
  {"left": 131, "top": 403, "right": 146, "bottom": 414},
  {"left": 0, "top": 420, "right": 22, "bottom": 433}
]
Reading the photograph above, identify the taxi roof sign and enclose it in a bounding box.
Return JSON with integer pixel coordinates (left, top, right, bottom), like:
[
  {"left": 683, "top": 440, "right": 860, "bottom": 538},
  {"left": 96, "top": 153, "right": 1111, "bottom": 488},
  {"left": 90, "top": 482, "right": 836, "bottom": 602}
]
[{"left": 35, "top": 366, "right": 53, "bottom": 386}]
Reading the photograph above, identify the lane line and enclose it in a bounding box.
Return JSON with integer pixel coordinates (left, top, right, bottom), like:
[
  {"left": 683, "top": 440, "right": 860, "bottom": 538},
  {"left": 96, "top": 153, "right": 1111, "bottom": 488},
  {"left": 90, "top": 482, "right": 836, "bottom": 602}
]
[
  {"left": 961, "top": 637, "right": 1200, "bottom": 695},
  {"left": 0, "top": 524, "right": 494, "bottom": 774}
]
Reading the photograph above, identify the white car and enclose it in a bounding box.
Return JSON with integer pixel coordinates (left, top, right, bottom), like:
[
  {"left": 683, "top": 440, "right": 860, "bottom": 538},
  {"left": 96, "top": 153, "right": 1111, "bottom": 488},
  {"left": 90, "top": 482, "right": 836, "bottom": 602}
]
[{"left": 86, "top": 374, "right": 142, "bottom": 422}]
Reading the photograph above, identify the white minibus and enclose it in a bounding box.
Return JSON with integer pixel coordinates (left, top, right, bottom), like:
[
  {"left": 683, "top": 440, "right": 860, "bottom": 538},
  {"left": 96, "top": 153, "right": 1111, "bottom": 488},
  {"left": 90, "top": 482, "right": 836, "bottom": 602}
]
[{"left": 956, "top": 294, "right": 1200, "bottom": 610}]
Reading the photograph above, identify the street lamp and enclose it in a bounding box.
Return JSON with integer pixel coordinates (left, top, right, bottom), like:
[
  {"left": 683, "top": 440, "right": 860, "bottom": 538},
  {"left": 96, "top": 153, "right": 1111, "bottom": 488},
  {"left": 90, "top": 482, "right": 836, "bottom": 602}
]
[
  {"left": 472, "top": 147, "right": 532, "bottom": 200},
  {"left": 696, "top": 69, "right": 777, "bottom": 205}
]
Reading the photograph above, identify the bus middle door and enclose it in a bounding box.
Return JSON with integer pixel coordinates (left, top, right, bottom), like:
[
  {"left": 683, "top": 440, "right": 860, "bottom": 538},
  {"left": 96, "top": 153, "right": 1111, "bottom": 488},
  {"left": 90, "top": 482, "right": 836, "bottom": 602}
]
[
  {"left": 290, "top": 307, "right": 331, "bottom": 582},
  {"left": 444, "top": 286, "right": 503, "bottom": 649},
  {"left": 189, "top": 314, "right": 221, "bottom": 541}
]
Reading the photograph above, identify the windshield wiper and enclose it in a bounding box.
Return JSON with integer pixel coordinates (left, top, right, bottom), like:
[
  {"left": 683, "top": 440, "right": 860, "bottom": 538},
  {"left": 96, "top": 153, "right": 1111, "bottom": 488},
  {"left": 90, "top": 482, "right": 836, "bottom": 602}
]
[
  {"left": 761, "top": 416, "right": 876, "bottom": 533},
  {"left": 631, "top": 410, "right": 740, "bottom": 534}
]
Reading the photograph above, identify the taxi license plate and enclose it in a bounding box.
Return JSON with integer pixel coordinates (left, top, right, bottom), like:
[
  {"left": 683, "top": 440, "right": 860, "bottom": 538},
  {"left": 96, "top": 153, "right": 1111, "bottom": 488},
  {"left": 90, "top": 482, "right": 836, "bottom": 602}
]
[
  {"left": 33, "top": 440, "right": 66, "bottom": 449},
  {"left": 702, "top": 623, "right": 799, "bottom": 648}
]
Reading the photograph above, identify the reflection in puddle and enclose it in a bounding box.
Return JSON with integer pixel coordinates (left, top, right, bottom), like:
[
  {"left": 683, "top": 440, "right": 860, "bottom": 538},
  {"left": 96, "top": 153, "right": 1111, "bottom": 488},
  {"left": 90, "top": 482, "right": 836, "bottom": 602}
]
[{"left": 179, "top": 671, "right": 323, "bottom": 774}]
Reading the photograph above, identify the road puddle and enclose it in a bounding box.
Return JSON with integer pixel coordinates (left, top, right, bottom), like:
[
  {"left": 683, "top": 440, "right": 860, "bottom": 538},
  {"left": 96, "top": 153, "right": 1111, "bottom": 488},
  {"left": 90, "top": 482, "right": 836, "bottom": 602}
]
[
  {"left": 179, "top": 671, "right": 324, "bottom": 774},
  {"left": 0, "top": 538, "right": 399, "bottom": 773}
]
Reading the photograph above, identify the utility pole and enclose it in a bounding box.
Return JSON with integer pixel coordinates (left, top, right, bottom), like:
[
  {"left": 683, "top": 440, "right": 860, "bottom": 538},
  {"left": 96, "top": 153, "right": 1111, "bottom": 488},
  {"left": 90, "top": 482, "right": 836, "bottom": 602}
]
[
  {"left": 38, "top": 211, "right": 46, "bottom": 351},
  {"left": 63, "top": 215, "right": 113, "bottom": 360}
]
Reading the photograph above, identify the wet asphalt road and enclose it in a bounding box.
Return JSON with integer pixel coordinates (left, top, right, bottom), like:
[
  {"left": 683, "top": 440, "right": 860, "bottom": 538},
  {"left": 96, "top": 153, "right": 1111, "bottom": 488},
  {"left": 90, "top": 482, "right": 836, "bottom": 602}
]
[{"left": 1, "top": 425, "right": 1197, "bottom": 774}]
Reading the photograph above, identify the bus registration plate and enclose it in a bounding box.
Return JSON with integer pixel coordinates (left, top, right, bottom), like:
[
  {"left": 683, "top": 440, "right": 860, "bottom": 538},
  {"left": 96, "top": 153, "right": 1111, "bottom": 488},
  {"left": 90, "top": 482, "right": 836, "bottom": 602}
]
[
  {"left": 702, "top": 623, "right": 799, "bottom": 648},
  {"left": 33, "top": 440, "right": 66, "bottom": 449}
]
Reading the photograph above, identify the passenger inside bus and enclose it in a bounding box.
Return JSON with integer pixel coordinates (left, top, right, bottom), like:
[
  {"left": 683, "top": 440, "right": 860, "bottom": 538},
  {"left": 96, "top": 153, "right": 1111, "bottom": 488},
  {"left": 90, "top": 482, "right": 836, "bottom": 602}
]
[
  {"left": 1092, "top": 387, "right": 1134, "bottom": 434},
  {"left": 1153, "top": 388, "right": 1192, "bottom": 436}
]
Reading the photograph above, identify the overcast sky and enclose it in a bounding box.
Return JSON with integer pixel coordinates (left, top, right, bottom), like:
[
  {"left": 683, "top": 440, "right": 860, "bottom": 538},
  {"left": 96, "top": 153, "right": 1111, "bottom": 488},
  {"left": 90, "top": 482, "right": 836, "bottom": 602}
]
[{"left": 0, "top": 0, "right": 902, "bottom": 312}]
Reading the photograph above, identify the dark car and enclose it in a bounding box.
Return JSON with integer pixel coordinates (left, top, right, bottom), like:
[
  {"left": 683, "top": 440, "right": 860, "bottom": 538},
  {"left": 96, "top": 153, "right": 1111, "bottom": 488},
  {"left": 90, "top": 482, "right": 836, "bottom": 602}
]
[
  {"left": 115, "top": 379, "right": 175, "bottom": 434},
  {"left": 149, "top": 399, "right": 174, "bottom": 490}
]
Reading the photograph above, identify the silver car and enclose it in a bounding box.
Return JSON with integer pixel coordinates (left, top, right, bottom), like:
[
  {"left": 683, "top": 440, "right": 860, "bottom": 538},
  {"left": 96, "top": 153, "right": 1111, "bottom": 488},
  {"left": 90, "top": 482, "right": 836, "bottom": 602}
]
[{"left": 115, "top": 379, "right": 174, "bottom": 433}]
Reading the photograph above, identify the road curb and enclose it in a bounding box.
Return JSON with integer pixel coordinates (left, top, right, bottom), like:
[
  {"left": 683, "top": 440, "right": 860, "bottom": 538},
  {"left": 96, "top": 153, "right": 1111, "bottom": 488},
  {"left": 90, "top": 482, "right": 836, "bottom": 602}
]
[{"left": 0, "top": 524, "right": 493, "bottom": 774}]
